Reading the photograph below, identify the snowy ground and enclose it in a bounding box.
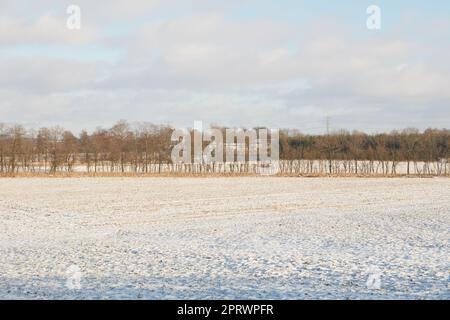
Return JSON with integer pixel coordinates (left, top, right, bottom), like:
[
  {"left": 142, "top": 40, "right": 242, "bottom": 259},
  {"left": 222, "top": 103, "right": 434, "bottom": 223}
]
[{"left": 0, "top": 177, "right": 449, "bottom": 300}]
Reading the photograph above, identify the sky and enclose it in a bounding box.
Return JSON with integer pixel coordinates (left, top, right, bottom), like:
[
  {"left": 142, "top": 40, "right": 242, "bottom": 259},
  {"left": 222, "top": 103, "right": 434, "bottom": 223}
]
[{"left": 0, "top": 0, "right": 449, "bottom": 134}]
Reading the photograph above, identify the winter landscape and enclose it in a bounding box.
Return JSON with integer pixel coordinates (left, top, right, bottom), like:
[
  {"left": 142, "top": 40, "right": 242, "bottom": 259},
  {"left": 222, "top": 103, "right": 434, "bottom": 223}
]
[
  {"left": 2, "top": 0, "right": 450, "bottom": 304},
  {"left": 1, "top": 177, "right": 448, "bottom": 299}
]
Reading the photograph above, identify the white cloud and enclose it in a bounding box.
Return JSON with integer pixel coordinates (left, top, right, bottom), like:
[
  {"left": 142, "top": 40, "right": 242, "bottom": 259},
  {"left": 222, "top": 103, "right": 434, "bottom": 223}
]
[
  {"left": 0, "top": 14, "right": 96, "bottom": 45},
  {"left": 0, "top": 56, "right": 107, "bottom": 93},
  {"left": 0, "top": 2, "right": 450, "bottom": 132}
]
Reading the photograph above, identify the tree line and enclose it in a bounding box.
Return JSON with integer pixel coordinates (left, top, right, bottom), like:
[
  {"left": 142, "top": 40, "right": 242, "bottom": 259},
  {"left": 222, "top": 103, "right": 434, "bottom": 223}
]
[
  {"left": 0, "top": 121, "right": 449, "bottom": 176},
  {"left": 280, "top": 128, "right": 449, "bottom": 176}
]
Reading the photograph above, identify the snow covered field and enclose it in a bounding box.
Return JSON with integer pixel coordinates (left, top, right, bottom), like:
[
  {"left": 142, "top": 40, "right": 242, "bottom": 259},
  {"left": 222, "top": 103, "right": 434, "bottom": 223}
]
[{"left": 0, "top": 177, "right": 449, "bottom": 299}]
